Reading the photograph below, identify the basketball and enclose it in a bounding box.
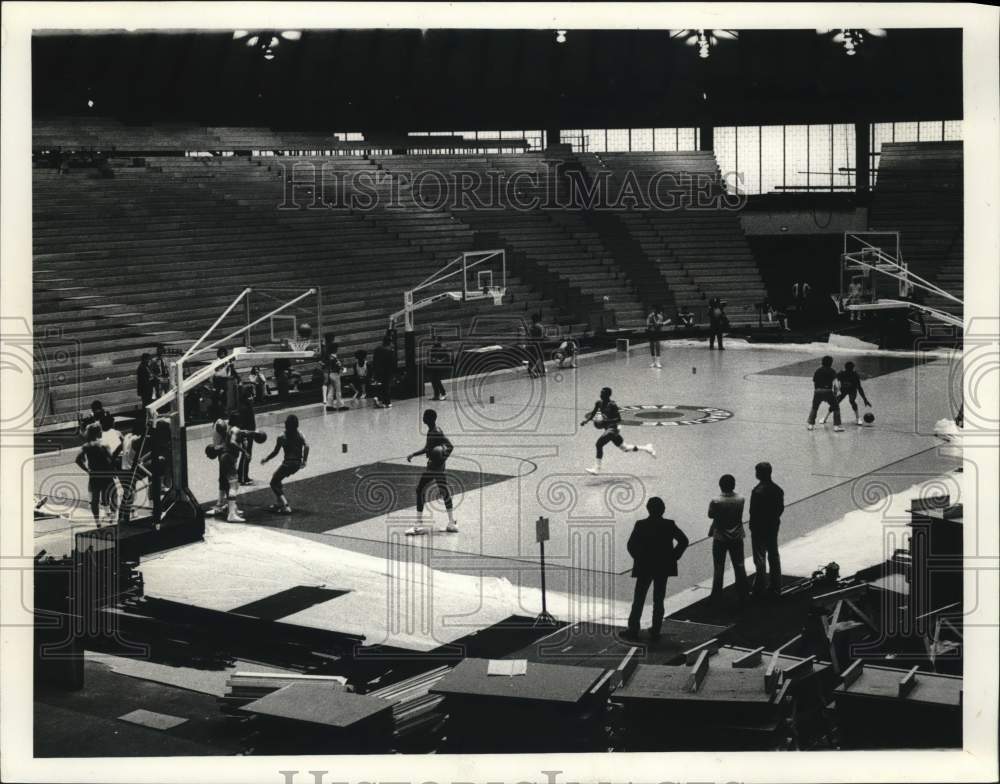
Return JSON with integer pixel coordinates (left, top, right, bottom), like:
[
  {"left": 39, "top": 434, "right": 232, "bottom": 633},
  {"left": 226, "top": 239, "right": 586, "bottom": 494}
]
[
  {"left": 297, "top": 322, "right": 312, "bottom": 339},
  {"left": 863, "top": 412, "right": 875, "bottom": 424},
  {"left": 204, "top": 444, "right": 217, "bottom": 460},
  {"left": 252, "top": 431, "right": 268, "bottom": 444},
  {"left": 429, "top": 444, "right": 448, "bottom": 462},
  {"left": 593, "top": 413, "right": 606, "bottom": 429}
]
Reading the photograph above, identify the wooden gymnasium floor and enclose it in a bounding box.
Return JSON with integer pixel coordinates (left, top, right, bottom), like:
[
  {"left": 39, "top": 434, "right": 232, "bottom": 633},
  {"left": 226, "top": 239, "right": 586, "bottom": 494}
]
[{"left": 34, "top": 340, "right": 961, "bottom": 649}]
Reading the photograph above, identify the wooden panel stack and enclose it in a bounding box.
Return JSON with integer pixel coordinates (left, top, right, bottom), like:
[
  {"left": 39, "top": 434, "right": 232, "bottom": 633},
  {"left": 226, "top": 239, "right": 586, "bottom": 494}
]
[
  {"left": 367, "top": 665, "right": 451, "bottom": 751},
  {"left": 833, "top": 660, "right": 962, "bottom": 748},
  {"left": 430, "top": 657, "right": 613, "bottom": 752},
  {"left": 610, "top": 636, "right": 837, "bottom": 751},
  {"left": 237, "top": 681, "right": 395, "bottom": 754}
]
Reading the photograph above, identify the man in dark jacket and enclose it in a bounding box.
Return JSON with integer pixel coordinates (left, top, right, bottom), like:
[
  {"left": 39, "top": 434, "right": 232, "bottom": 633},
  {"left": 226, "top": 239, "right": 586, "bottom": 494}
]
[
  {"left": 625, "top": 497, "right": 689, "bottom": 640},
  {"left": 749, "top": 461, "right": 785, "bottom": 598},
  {"left": 426, "top": 338, "right": 450, "bottom": 401},
  {"left": 136, "top": 353, "right": 156, "bottom": 408},
  {"left": 708, "top": 297, "right": 728, "bottom": 350},
  {"left": 372, "top": 336, "right": 397, "bottom": 408}
]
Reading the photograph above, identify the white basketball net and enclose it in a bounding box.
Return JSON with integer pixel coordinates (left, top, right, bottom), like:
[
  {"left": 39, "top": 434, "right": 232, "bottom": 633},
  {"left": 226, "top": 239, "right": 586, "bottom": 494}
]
[{"left": 286, "top": 338, "right": 313, "bottom": 353}]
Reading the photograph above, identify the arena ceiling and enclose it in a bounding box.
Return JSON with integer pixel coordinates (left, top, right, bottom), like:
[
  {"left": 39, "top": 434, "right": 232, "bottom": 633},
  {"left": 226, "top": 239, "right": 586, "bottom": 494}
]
[{"left": 32, "top": 28, "right": 962, "bottom": 132}]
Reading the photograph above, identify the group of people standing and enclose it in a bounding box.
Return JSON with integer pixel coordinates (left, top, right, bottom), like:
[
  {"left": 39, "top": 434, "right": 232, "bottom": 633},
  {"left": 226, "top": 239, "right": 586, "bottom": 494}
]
[
  {"left": 74, "top": 402, "right": 151, "bottom": 526},
  {"left": 322, "top": 335, "right": 398, "bottom": 410},
  {"left": 646, "top": 299, "right": 724, "bottom": 364},
  {"left": 625, "top": 462, "right": 786, "bottom": 641}
]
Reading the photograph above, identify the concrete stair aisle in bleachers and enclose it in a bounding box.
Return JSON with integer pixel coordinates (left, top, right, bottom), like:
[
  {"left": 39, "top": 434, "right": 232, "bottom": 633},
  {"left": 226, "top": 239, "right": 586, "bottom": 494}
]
[{"left": 580, "top": 151, "right": 767, "bottom": 326}]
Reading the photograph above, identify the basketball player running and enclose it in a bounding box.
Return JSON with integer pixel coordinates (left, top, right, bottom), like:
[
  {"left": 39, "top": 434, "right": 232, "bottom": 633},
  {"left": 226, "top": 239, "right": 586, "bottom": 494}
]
[
  {"left": 261, "top": 414, "right": 309, "bottom": 515},
  {"left": 581, "top": 387, "right": 656, "bottom": 474},
  {"left": 405, "top": 409, "right": 458, "bottom": 535},
  {"left": 820, "top": 360, "right": 872, "bottom": 426}
]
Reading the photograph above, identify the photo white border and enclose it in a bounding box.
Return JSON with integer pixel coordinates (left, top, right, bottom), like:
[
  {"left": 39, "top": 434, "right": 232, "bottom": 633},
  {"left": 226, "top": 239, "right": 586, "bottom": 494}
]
[{"left": 2, "top": 3, "right": 997, "bottom": 783}]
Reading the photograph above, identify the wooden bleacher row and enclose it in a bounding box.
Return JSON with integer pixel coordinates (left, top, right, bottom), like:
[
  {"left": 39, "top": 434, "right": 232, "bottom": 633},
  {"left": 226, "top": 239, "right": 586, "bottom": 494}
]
[
  {"left": 33, "top": 117, "right": 529, "bottom": 155},
  {"left": 34, "top": 148, "right": 772, "bottom": 419},
  {"left": 579, "top": 152, "right": 768, "bottom": 324},
  {"left": 868, "top": 142, "right": 962, "bottom": 318},
  {"left": 32, "top": 163, "right": 576, "bottom": 421}
]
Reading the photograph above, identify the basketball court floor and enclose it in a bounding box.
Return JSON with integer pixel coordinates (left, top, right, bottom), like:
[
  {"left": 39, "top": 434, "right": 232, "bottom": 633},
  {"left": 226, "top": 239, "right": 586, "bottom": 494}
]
[{"left": 34, "top": 339, "right": 962, "bottom": 651}]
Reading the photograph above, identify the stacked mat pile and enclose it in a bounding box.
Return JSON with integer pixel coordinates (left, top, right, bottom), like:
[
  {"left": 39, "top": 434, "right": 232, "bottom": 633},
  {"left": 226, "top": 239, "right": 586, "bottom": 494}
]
[
  {"left": 219, "top": 671, "right": 348, "bottom": 712},
  {"left": 367, "top": 665, "right": 451, "bottom": 751}
]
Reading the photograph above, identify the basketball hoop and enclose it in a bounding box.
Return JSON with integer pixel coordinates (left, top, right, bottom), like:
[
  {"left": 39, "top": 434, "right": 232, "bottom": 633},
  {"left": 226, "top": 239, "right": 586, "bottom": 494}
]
[{"left": 285, "top": 338, "right": 314, "bottom": 354}]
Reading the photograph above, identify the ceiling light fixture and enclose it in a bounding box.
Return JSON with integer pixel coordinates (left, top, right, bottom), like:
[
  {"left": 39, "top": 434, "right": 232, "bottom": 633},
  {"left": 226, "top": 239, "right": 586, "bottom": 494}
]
[
  {"left": 669, "top": 29, "right": 738, "bottom": 60},
  {"left": 817, "top": 28, "right": 886, "bottom": 56},
  {"left": 555, "top": 30, "right": 567, "bottom": 44},
  {"left": 232, "top": 30, "right": 302, "bottom": 59}
]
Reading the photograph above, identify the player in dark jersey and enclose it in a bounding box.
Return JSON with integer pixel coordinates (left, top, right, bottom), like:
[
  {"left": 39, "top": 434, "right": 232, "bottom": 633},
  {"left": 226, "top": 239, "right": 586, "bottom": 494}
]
[
  {"left": 75, "top": 423, "right": 119, "bottom": 525},
  {"left": 581, "top": 387, "right": 656, "bottom": 474},
  {"left": 261, "top": 414, "right": 309, "bottom": 515},
  {"left": 806, "top": 355, "right": 844, "bottom": 431},
  {"left": 405, "top": 408, "right": 457, "bottom": 535},
  {"left": 820, "top": 360, "right": 871, "bottom": 426}
]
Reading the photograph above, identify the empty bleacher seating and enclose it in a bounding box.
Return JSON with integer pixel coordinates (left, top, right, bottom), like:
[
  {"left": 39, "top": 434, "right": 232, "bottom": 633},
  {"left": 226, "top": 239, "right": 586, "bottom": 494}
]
[{"left": 868, "top": 141, "right": 963, "bottom": 318}]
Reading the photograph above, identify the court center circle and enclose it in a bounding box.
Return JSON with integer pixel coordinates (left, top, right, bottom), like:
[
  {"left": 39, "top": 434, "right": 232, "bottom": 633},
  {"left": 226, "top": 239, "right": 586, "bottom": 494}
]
[{"left": 618, "top": 404, "right": 734, "bottom": 427}]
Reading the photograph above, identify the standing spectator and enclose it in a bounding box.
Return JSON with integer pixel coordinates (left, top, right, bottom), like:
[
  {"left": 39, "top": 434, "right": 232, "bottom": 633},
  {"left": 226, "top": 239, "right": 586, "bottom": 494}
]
[
  {"left": 99, "top": 412, "right": 123, "bottom": 456},
  {"left": 323, "top": 340, "right": 346, "bottom": 411},
  {"left": 118, "top": 416, "right": 152, "bottom": 524},
  {"left": 708, "top": 473, "right": 749, "bottom": 606},
  {"left": 625, "top": 497, "right": 689, "bottom": 640},
  {"left": 527, "top": 313, "right": 546, "bottom": 377},
  {"left": 247, "top": 366, "right": 268, "bottom": 402},
  {"left": 236, "top": 390, "right": 257, "bottom": 486},
  {"left": 75, "top": 423, "right": 118, "bottom": 526},
  {"left": 708, "top": 297, "right": 728, "bottom": 350},
  {"left": 352, "top": 350, "right": 370, "bottom": 403},
  {"left": 426, "top": 338, "right": 450, "bottom": 401},
  {"left": 749, "top": 462, "right": 785, "bottom": 599},
  {"left": 137, "top": 353, "right": 156, "bottom": 408},
  {"left": 806, "top": 355, "right": 843, "bottom": 432},
  {"left": 213, "top": 347, "right": 239, "bottom": 414},
  {"left": 150, "top": 344, "right": 171, "bottom": 396},
  {"left": 372, "top": 336, "right": 397, "bottom": 409},
  {"left": 646, "top": 306, "right": 664, "bottom": 368}
]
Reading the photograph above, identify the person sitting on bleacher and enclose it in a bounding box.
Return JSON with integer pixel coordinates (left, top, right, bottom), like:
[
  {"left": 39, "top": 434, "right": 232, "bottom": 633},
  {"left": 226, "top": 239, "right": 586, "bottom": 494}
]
[
  {"left": 553, "top": 334, "right": 579, "bottom": 369},
  {"left": 77, "top": 400, "right": 107, "bottom": 440},
  {"left": 673, "top": 306, "right": 695, "bottom": 329}
]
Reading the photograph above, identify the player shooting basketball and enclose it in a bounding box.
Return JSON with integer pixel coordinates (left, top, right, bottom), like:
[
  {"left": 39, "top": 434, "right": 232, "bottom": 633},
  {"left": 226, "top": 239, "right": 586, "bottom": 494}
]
[
  {"left": 581, "top": 387, "right": 656, "bottom": 475},
  {"left": 206, "top": 415, "right": 269, "bottom": 521},
  {"left": 405, "top": 408, "right": 458, "bottom": 535}
]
